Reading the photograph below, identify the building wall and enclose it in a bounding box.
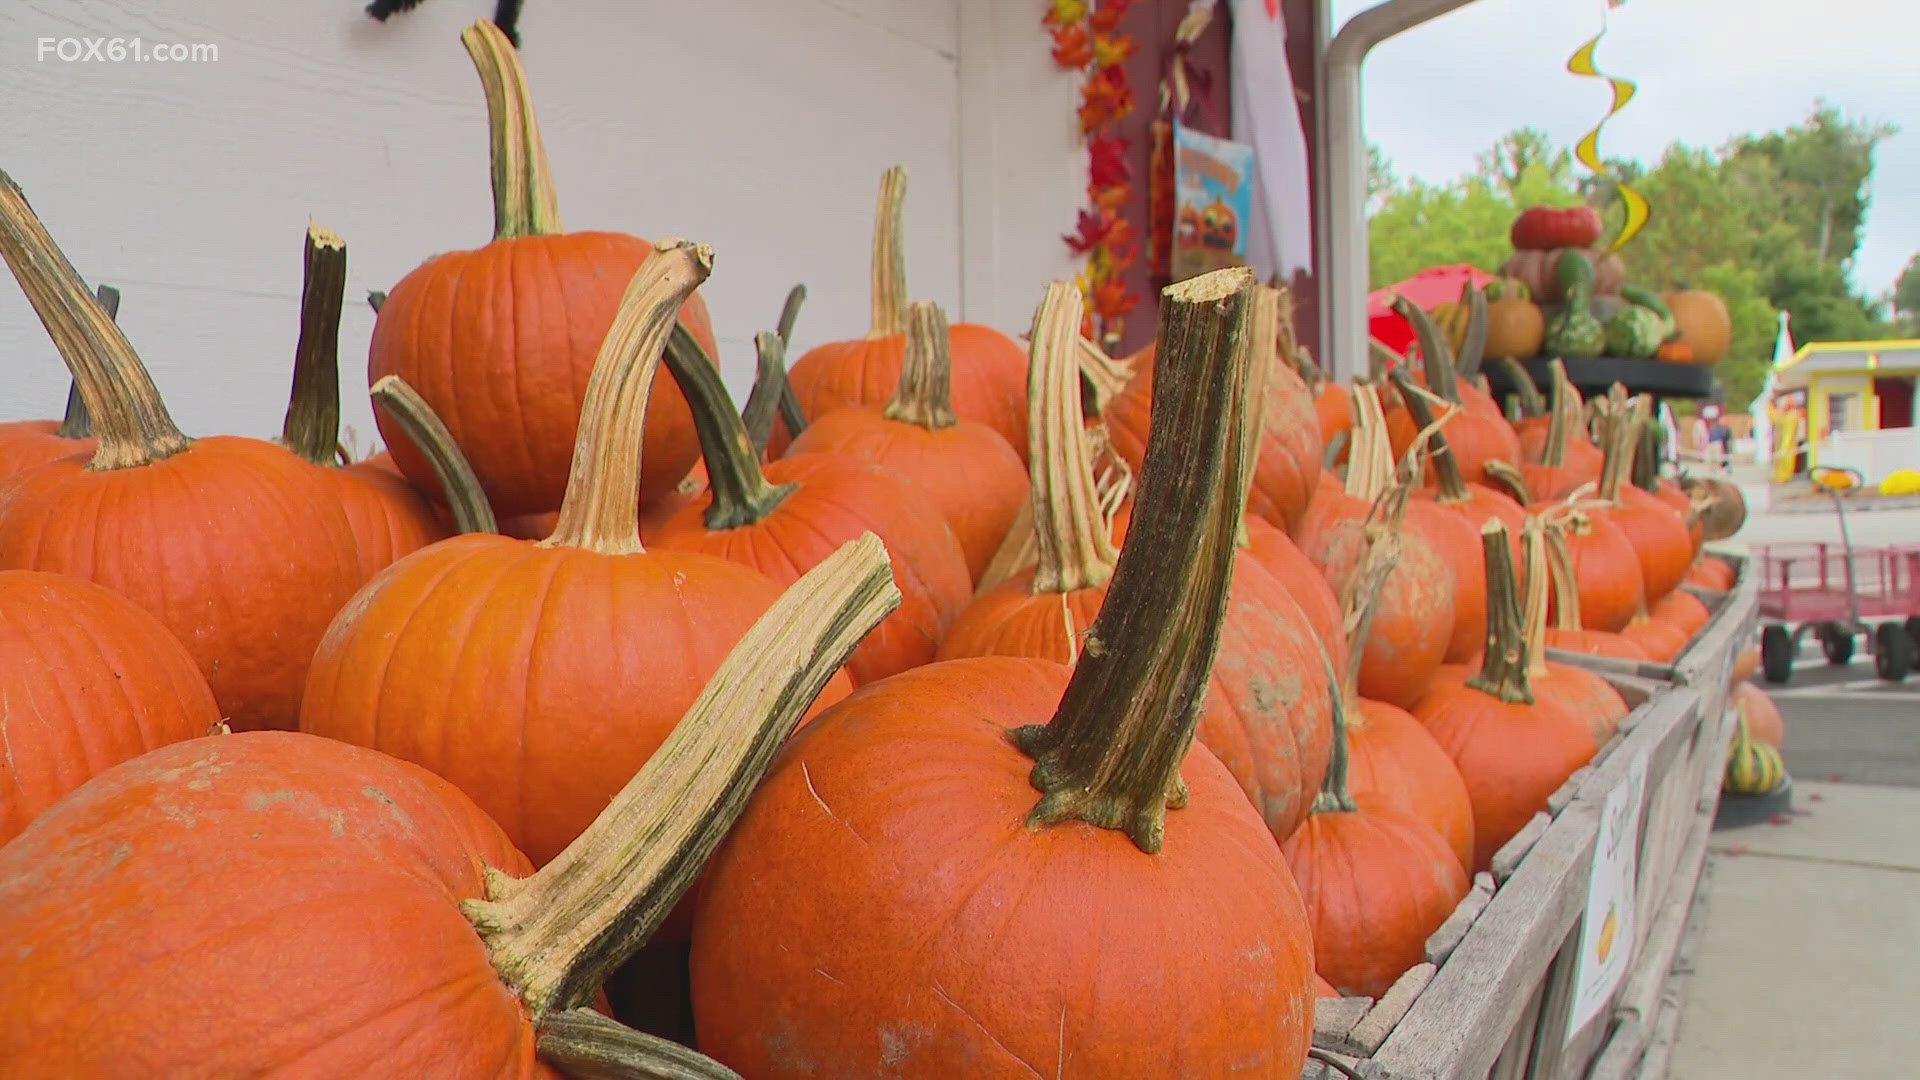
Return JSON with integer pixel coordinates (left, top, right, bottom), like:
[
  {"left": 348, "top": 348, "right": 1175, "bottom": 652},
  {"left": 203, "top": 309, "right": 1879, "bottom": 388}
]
[{"left": 0, "top": 0, "right": 1081, "bottom": 448}]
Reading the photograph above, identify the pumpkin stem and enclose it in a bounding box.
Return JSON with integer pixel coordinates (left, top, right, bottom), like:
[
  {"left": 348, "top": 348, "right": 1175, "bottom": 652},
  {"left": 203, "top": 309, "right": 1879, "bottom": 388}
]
[
  {"left": 543, "top": 241, "right": 711, "bottom": 554},
  {"left": 463, "top": 19, "right": 562, "bottom": 240},
  {"left": 1076, "top": 334, "right": 1136, "bottom": 417},
  {"left": 1343, "top": 384, "right": 1394, "bottom": 501},
  {"left": 370, "top": 375, "right": 499, "bottom": 535},
  {"left": 52, "top": 285, "right": 118, "bottom": 440},
  {"left": 1392, "top": 295, "right": 1461, "bottom": 404},
  {"left": 1390, "top": 369, "right": 1470, "bottom": 503},
  {"left": 280, "top": 224, "right": 348, "bottom": 466},
  {"left": 1499, "top": 358, "right": 1545, "bottom": 417},
  {"left": 740, "top": 331, "right": 789, "bottom": 458},
  {"left": 1632, "top": 416, "right": 1663, "bottom": 493},
  {"left": 1539, "top": 360, "right": 1577, "bottom": 468},
  {"left": 536, "top": 1008, "right": 743, "bottom": 1079},
  {"left": 1465, "top": 520, "right": 1535, "bottom": 704},
  {"left": 774, "top": 283, "right": 810, "bottom": 438},
  {"left": 1454, "top": 283, "right": 1489, "bottom": 378},
  {"left": 867, "top": 166, "right": 908, "bottom": 338},
  {"left": 1315, "top": 485, "right": 1408, "bottom": 815},
  {"left": 665, "top": 324, "right": 798, "bottom": 531},
  {"left": 1028, "top": 282, "right": 1121, "bottom": 594},
  {"left": 367, "top": 289, "right": 387, "bottom": 313},
  {"left": 466, "top": 534, "right": 901, "bottom": 1018},
  {"left": 0, "top": 171, "right": 190, "bottom": 470},
  {"left": 1594, "top": 391, "right": 1646, "bottom": 504},
  {"left": 1542, "top": 521, "right": 1586, "bottom": 631},
  {"left": 1232, "top": 286, "right": 1280, "bottom": 549},
  {"left": 1519, "top": 519, "right": 1552, "bottom": 678},
  {"left": 1011, "top": 267, "right": 1258, "bottom": 855},
  {"left": 882, "top": 301, "right": 958, "bottom": 429}
]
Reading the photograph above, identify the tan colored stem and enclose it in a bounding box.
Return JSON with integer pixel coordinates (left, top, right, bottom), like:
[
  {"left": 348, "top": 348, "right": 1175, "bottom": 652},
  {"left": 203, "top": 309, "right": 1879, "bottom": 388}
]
[
  {"left": 1233, "top": 286, "right": 1280, "bottom": 548},
  {"left": 1520, "top": 519, "right": 1551, "bottom": 677},
  {"left": 0, "top": 171, "right": 189, "bottom": 470},
  {"left": 1484, "top": 459, "right": 1533, "bottom": 504},
  {"left": 1076, "top": 335, "right": 1136, "bottom": 417},
  {"left": 1027, "top": 282, "right": 1120, "bottom": 593},
  {"left": 468, "top": 534, "right": 902, "bottom": 1017},
  {"left": 536, "top": 1008, "right": 742, "bottom": 1079},
  {"left": 370, "top": 375, "right": 498, "bottom": 535},
  {"left": 1543, "top": 522, "right": 1585, "bottom": 631},
  {"left": 53, "top": 284, "right": 119, "bottom": 440},
  {"left": 543, "top": 241, "right": 710, "bottom": 554},
  {"left": 1344, "top": 383, "right": 1393, "bottom": 500},
  {"left": 1012, "top": 266, "right": 1258, "bottom": 854},
  {"left": 281, "top": 224, "right": 348, "bottom": 465},
  {"left": 1465, "top": 520, "right": 1533, "bottom": 704},
  {"left": 462, "top": 19, "right": 562, "bottom": 240},
  {"left": 1595, "top": 392, "right": 1647, "bottom": 504},
  {"left": 867, "top": 166, "right": 907, "bottom": 337},
  {"left": 883, "top": 301, "right": 957, "bottom": 429},
  {"left": 1337, "top": 491, "right": 1408, "bottom": 702},
  {"left": 1540, "top": 360, "right": 1577, "bottom": 468}
]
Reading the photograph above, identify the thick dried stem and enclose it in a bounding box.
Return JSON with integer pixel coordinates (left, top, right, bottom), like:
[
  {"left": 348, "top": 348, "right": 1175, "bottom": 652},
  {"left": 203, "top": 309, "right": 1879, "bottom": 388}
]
[
  {"left": 1314, "top": 498, "right": 1405, "bottom": 816},
  {"left": 867, "top": 166, "right": 907, "bottom": 338},
  {"left": 370, "top": 375, "right": 498, "bottom": 535},
  {"left": 53, "top": 284, "right": 118, "bottom": 440},
  {"left": 1465, "top": 520, "right": 1533, "bottom": 704},
  {"left": 1542, "top": 521, "right": 1586, "bottom": 631},
  {"left": 1393, "top": 294, "right": 1460, "bottom": 403},
  {"left": 664, "top": 324, "right": 796, "bottom": 531},
  {"left": 462, "top": 19, "right": 562, "bottom": 239},
  {"left": 1483, "top": 459, "right": 1533, "bottom": 505},
  {"left": 1011, "top": 267, "right": 1257, "bottom": 854},
  {"left": 1233, "top": 286, "right": 1280, "bottom": 548},
  {"left": 1520, "top": 519, "right": 1552, "bottom": 677},
  {"left": 537, "top": 1008, "right": 741, "bottom": 1079},
  {"left": 1539, "top": 360, "right": 1578, "bottom": 468},
  {"left": 468, "top": 534, "right": 902, "bottom": 1017},
  {"left": 1076, "top": 335, "right": 1136, "bottom": 417},
  {"left": 1343, "top": 384, "right": 1394, "bottom": 501},
  {"left": 543, "top": 241, "right": 710, "bottom": 553},
  {"left": 367, "top": 290, "right": 387, "bottom": 313},
  {"left": 0, "top": 171, "right": 189, "bottom": 470},
  {"left": 740, "top": 332, "right": 788, "bottom": 458},
  {"left": 883, "top": 301, "right": 957, "bottom": 429},
  {"left": 1595, "top": 393, "right": 1647, "bottom": 504},
  {"left": 1499, "top": 357, "right": 1545, "bottom": 416},
  {"left": 1454, "top": 283, "right": 1488, "bottom": 377},
  {"left": 1027, "top": 282, "right": 1120, "bottom": 593},
  {"left": 774, "top": 284, "right": 809, "bottom": 438},
  {"left": 281, "top": 224, "right": 348, "bottom": 465}
]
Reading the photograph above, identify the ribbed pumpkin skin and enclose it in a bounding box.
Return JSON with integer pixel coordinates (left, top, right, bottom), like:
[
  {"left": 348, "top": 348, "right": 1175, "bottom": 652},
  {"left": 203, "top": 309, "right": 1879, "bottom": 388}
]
[
  {"left": 775, "top": 324, "right": 1030, "bottom": 463},
  {"left": 1612, "top": 487, "right": 1694, "bottom": 602},
  {"left": 1109, "top": 347, "right": 1323, "bottom": 535},
  {"left": 300, "top": 533, "right": 850, "bottom": 868},
  {"left": 786, "top": 407, "right": 1028, "bottom": 584},
  {"left": 653, "top": 453, "right": 971, "bottom": 686},
  {"left": 1301, "top": 507, "right": 1454, "bottom": 710},
  {"left": 0, "top": 420, "right": 92, "bottom": 483},
  {"left": 1732, "top": 683, "right": 1785, "bottom": 749},
  {"left": 1345, "top": 697, "right": 1475, "bottom": 871},
  {"left": 0, "top": 436, "right": 363, "bottom": 732},
  {"left": 324, "top": 462, "right": 450, "bottom": 578},
  {"left": 690, "top": 658, "right": 1316, "bottom": 1078},
  {"left": 1546, "top": 626, "right": 1650, "bottom": 663},
  {"left": 1283, "top": 808, "right": 1469, "bottom": 998},
  {"left": 0, "top": 732, "right": 548, "bottom": 1077},
  {"left": 1649, "top": 589, "right": 1710, "bottom": 636},
  {"left": 1555, "top": 513, "right": 1645, "bottom": 633},
  {"left": 939, "top": 557, "right": 1336, "bottom": 843},
  {"left": 369, "top": 233, "right": 718, "bottom": 517},
  {"left": 1529, "top": 663, "right": 1631, "bottom": 743},
  {"left": 0, "top": 571, "right": 219, "bottom": 843},
  {"left": 1244, "top": 515, "right": 1348, "bottom": 677}
]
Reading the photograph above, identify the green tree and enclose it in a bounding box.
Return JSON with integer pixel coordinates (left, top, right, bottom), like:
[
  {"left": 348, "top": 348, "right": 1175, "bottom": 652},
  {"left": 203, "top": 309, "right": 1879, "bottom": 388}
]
[
  {"left": 1890, "top": 253, "right": 1920, "bottom": 332},
  {"left": 1474, "top": 127, "right": 1576, "bottom": 201},
  {"left": 1729, "top": 101, "right": 1897, "bottom": 267}
]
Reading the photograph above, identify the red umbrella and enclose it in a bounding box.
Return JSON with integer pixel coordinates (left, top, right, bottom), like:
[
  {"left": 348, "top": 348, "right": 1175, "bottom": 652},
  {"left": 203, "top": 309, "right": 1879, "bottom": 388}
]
[{"left": 1367, "top": 264, "right": 1498, "bottom": 358}]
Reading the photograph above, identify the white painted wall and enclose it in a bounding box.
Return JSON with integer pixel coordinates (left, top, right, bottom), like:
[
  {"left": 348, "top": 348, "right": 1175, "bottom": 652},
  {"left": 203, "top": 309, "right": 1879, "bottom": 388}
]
[{"left": 0, "top": 0, "right": 1081, "bottom": 450}]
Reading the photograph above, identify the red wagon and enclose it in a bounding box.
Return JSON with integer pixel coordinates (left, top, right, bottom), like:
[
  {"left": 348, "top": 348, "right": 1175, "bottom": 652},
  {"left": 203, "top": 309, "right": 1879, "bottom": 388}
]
[{"left": 1755, "top": 540, "right": 1920, "bottom": 683}]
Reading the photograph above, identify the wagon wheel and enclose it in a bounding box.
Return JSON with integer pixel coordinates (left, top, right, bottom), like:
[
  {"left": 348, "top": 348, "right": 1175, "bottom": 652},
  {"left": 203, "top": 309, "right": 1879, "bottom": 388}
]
[
  {"left": 1873, "top": 622, "right": 1912, "bottom": 682},
  {"left": 1818, "top": 622, "right": 1855, "bottom": 665},
  {"left": 1906, "top": 615, "right": 1920, "bottom": 657},
  {"left": 1760, "top": 624, "right": 1795, "bottom": 684}
]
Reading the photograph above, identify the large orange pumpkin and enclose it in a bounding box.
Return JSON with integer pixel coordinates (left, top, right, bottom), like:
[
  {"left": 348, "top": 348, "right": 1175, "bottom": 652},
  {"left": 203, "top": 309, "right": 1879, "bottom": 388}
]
[
  {"left": 1539, "top": 520, "right": 1652, "bottom": 665},
  {"left": 1594, "top": 394, "right": 1694, "bottom": 603},
  {"left": 775, "top": 166, "right": 1030, "bottom": 461},
  {"left": 0, "top": 285, "right": 114, "bottom": 482},
  {"left": 0, "top": 570, "right": 219, "bottom": 843},
  {"left": 0, "top": 172, "right": 363, "bottom": 732},
  {"left": 0, "top": 537, "right": 897, "bottom": 1077},
  {"left": 690, "top": 268, "right": 1316, "bottom": 1078},
  {"left": 1662, "top": 289, "right": 1732, "bottom": 363},
  {"left": 1513, "top": 360, "right": 1604, "bottom": 501},
  {"left": 368, "top": 22, "right": 717, "bottom": 518},
  {"left": 302, "top": 242, "right": 852, "bottom": 868},
  {"left": 787, "top": 301, "right": 1028, "bottom": 584},
  {"left": 1515, "top": 521, "right": 1633, "bottom": 743}
]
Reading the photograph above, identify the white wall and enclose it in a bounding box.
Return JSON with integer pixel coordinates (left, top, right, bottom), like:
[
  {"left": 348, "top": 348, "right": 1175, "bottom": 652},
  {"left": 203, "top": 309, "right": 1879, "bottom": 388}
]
[{"left": 0, "top": 0, "right": 1081, "bottom": 450}]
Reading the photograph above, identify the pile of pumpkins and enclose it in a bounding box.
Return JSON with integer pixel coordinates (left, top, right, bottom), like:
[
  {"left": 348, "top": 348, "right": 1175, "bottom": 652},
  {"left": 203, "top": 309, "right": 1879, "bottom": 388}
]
[
  {"left": 0, "top": 22, "right": 1749, "bottom": 1078},
  {"left": 1429, "top": 204, "right": 1735, "bottom": 365}
]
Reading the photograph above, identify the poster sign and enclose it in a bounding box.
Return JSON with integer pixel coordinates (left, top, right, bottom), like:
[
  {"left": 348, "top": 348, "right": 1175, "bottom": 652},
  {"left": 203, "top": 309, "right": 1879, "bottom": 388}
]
[
  {"left": 1567, "top": 747, "right": 1649, "bottom": 1039},
  {"left": 1171, "top": 121, "right": 1254, "bottom": 281}
]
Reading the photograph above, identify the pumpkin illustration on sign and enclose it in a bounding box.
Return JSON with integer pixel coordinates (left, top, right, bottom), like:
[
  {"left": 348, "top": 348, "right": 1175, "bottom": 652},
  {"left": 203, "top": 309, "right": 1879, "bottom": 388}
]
[{"left": 1171, "top": 123, "right": 1253, "bottom": 278}]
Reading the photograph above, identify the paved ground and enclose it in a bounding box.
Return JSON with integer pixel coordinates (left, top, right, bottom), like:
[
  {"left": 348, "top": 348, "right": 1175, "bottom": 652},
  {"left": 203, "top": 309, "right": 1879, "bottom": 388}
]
[{"left": 1758, "top": 637, "right": 1920, "bottom": 789}]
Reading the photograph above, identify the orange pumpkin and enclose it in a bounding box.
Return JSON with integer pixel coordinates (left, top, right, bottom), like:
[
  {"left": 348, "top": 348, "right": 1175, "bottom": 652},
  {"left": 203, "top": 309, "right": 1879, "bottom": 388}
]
[
  {"left": 1513, "top": 360, "right": 1604, "bottom": 501},
  {"left": 1386, "top": 293, "right": 1522, "bottom": 483},
  {"left": 0, "top": 285, "right": 116, "bottom": 482},
  {"left": 368, "top": 23, "right": 717, "bottom": 518},
  {"left": 1732, "top": 682, "right": 1784, "bottom": 749},
  {"left": 1662, "top": 290, "right": 1732, "bottom": 363},
  {"left": 1593, "top": 394, "right": 1695, "bottom": 603},
  {"left": 1540, "top": 520, "right": 1653, "bottom": 667}
]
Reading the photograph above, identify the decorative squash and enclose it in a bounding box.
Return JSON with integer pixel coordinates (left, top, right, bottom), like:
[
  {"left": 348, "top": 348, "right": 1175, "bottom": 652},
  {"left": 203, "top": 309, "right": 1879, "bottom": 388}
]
[
  {"left": 1428, "top": 299, "right": 1470, "bottom": 355},
  {"left": 1502, "top": 246, "right": 1625, "bottom": 302},
  {"left": 939, "top": 282, "right": 1335, "bottom": 845},
  {"left": 0, "top": 570, "right": 219, "bottom": 844},
  {"left": 1732, "top": 682, "right": 1785, "bottom": 750},
  {"left": 786, "top": 301, "right": 1028, "bottom": 584},
  {"left": 1414, "top": 521, "right": 1598, "bottom": 872},
  {"left": 368, "top": 22, "right": 718, "bottom": 518},
  {"left": 690, "top": 268, "right": 1316, "bottom": 1078},
  {"left": 778, "top": 166, "right": 1030, "bottom": 462},
  {"left": 1510, "top": 205, "right": 1603, "bottom": 251},
  {"left": 302, "top": 242, "right": 853, "bottom": 869},
  {"left": 1677, "top": 475, "right": 1747, "bottom": 541},
  {"left": 1484, "top": 292, "right": 1546, "bottom": 361},
  {"left": 0, "top": 285, "right": 115, "bottom": 481},
  {"left": 1604, "top": 305, "right": 1666, "bottom": 359},
  {"left": 1542, "top": 251, "right": 1606, "bottom": 360},
  {"left": 1662, "top": 289, "right": 1732, "bottom": 364},
  {"left": 0, "top": 173, "right": 363, "bottom": 732},
  {"left": 1724, "top": 712, "right": 1787, "bottom": 796},
  {"left": 0, "top": 533, "right": 898, "bottom": 1077}
]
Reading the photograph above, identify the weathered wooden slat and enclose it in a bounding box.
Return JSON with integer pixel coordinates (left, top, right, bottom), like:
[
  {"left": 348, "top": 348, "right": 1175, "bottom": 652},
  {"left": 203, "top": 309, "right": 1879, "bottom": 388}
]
[
  {"left": 1425, "top": 874, "right": 1496, "bottom": 967},
  {"left": 1514, "top": 922, "right": 1584, "bottom": 1078},
  {"left": 1492, "top": 812, "right": 1552, "bottom": 883},
  {"left": 1488, "top": 975, "right": 1549, "bottom": 1080},
  {"left": 1547, "top": 767, "right": 1592, "bottom": 816},
  {"left": 1340, "top": 963, "right": 1437, "bottom": 1057},
  {"left": 1313, "top": 996, "right": 1374, "bottom": 1047},
  {"left": 1545, "top": 648, "right": 1678, "bottom": 684}
]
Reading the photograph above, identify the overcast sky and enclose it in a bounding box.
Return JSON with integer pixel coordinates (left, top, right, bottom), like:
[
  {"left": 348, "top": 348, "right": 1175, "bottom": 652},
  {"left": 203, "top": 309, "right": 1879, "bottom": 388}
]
[{"left": 1332, "top": 0, "right": 1920, "bottom": 299}]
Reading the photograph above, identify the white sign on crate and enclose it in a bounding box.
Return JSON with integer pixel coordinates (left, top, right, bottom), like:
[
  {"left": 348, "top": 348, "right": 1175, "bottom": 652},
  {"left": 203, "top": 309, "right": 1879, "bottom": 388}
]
[{"left": 1567, "top": 746, "right": 1650, "bottom": 1039}]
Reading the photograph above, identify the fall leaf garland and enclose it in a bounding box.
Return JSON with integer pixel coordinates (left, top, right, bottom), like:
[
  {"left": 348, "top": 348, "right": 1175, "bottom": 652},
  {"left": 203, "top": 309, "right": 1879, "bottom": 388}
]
[{"left": 1047, "top": 0, "right": 1140, "bottom": 344}]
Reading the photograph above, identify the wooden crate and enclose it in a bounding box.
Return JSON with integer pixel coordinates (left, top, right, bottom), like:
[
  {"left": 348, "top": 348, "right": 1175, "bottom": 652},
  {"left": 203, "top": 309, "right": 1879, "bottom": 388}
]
[{"left": 1303, "top": 554, "right": 1757, "bottom": 1080}]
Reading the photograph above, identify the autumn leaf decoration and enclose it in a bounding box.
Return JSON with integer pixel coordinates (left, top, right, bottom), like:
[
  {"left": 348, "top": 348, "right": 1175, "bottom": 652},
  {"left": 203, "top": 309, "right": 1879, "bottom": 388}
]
[{"left": 1047, "top": 0, "right": 1141, "bottom": 343}]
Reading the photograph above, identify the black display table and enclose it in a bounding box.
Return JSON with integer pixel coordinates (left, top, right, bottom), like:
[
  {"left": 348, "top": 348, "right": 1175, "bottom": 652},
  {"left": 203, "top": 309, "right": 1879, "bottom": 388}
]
[{"left": 1483, "top": 356, "right": 1716, "bottom": 401}]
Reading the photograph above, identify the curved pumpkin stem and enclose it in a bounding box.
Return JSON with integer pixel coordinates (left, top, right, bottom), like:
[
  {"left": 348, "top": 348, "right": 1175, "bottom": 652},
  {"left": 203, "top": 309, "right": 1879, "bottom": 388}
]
[
  {"left": 466, "top": 533, "right": 901, "bottom": 1019},
  {"left": 1314, "top": 495, "right": 1405, "bottom": 815},
  {"left": 665, "top": 324, "right": 797, "bottom": 531},
  {"left": 1499, "top": 358, "right": 1545, "bottom": 417},
  {"left": 370, "top": 375, "right": 499, "bottom": 535},
  {"left": 0, "top": 171, "right": 189, "bottom": 470},
  {"left": 774, "top": 283, "right": 810, "bottom": 438},
  {"left": 740, "top": 331, "right": 789, "bottom": 458},
  {"left": 1344, "top": 384, "right": 1394, "bottom": 501},
  {"left": 1392, "top": 294, "right": 1461, "bottom": 403},
  {"left": 1542, "top": 520, "right": 1586, "bottom": 632},
  {"left": 1028, "top": 282, "right": 1120, "bottom": 594},
  {"left": 463, "top": 19, "right": 562, "bottom": 240},
  {"left": 281, "top": 224, "right": 348, "bottom": 466},
  {"left": 544, "top": 241, "right": 711, "bottom": 553},
  {"left": 1594, "top": 392, "right": 1648, "bottom": 504},
  {"left": 1519, "top": 519, "right": 1553, "bottom": 679},
  {"left": 1538, "top": 359, "right": 1577, "bottom": 468},
  {"left": 1231, "top": 286, "right": 1279, "bottom": 549},
  {"left": 1076, "top": 334, "right": 1136, "bottom": 417},
  {"left": 1390, "top": 369, "right": 1471, "bottom": 505},
  {"left": 882, "top": 301, "right": 957, "bottom": 429},
  {"left": 868, "top": 166, "right": 907, "bottom": 338},
  {"left": 536, "top": 1008, "right": 743, "bottom": 1080},
  {"left": 1012, "top": 267, "right": 1258, "bottom": 854},
  {"left": 1454, "top": 283, "right": 1489, "bottom": 378},
  {"left": 1466, "top": 520, "right": 1535, "bottom": 705},
  {"left": 52, "top": 285, "right": 118, "bottom": 440}
]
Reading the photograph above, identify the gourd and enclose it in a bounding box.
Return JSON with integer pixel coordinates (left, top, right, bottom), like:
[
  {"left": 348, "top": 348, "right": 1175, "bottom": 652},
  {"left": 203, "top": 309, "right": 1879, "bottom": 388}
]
[
  {"left": 1510, "top": 205, "right": 1603, "bottom": 251},
  {"left": 1483, "top": 287, "right": 1546, "bottom": 362},
  {"left": 1604, "top": 305, "right": 1666, "bottom": 359},
  {"left": 1725, "top": 712, "right": 1787, "bottom": 796},
  {"left": 1543, "top": 251, "right": 1606, "bottom": 360},
  {"left": 1732, "top": 682, "right": 1785, "bottom": 750},
  {"left": 1502, "top": 247, "right": 1625, "bottom": 302},
  {"left": 1662, "top": 289, "right": 1733, "bottom": 363}
]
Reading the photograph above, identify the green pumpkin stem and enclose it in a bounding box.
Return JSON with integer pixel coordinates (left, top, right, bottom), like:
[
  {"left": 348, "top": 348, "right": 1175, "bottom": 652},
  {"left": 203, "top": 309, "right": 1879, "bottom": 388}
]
[
  {"left": 1011, "top": 267, "right": 1258, "bottom": 855},
  {"left": 1499, "top": 357, "right": 1545, "bottom": 417},
  {"left": 664, "top": 324, "right": 797, "bottom": 531},
  {"left": 882, "top": 301, "right": 958, "bottom": 429},
  {"left": 1390, "top": 369, "right": 1470, "bottom": 504},
  {"left": 1483, "top": 459, "right": 1533, "bottom": 505},
  {"left": 543, "top": 241, "right": 710, "bottom": 554},
  {"left": 370, "top": 375, "right": 499, "bottom": 535},
  {"left": 1027, "top": 283, "right": 1121, "bottom": 594},
  {"left": 52, "top": 285, "right": 118, "bottom": 440},
  {"left": 774, "top": 284, "right": 810, "bottom": 438},
  {"left": 740, "top": 332, "right": 789, "bottom": 458},
  {"left": 463, "top": 19, "right": 562, "bottom": 240},
  {"left": 1454, "top": 283, "right": 1489, "bottom": 378},
  {"left": 536, "top": 1008, "right": 742, "bottom": 1080},
  {"left": 1393, "top": 294, "right": 1461, "bottom": 404},
  {"left": 0, "top": 171, "right": 189, "bottom": 470},
  {"left": 467, "top": 534, "right": 901, "bottom": 1018},
  {"left": 280, "top": 225, "right": 348, "bottom": 466},
  {"left": 367, "top": 290, "right": 387, "bottom": 313},
  {"left": 868, "top": 167, "right": 908, "bottom": 338},
  {"left": 1465, "top": 520, "right": 1534, "bottom": 705},
  {"left": 1633, "top": 417, "right": 1662, "bottom": 493}
]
